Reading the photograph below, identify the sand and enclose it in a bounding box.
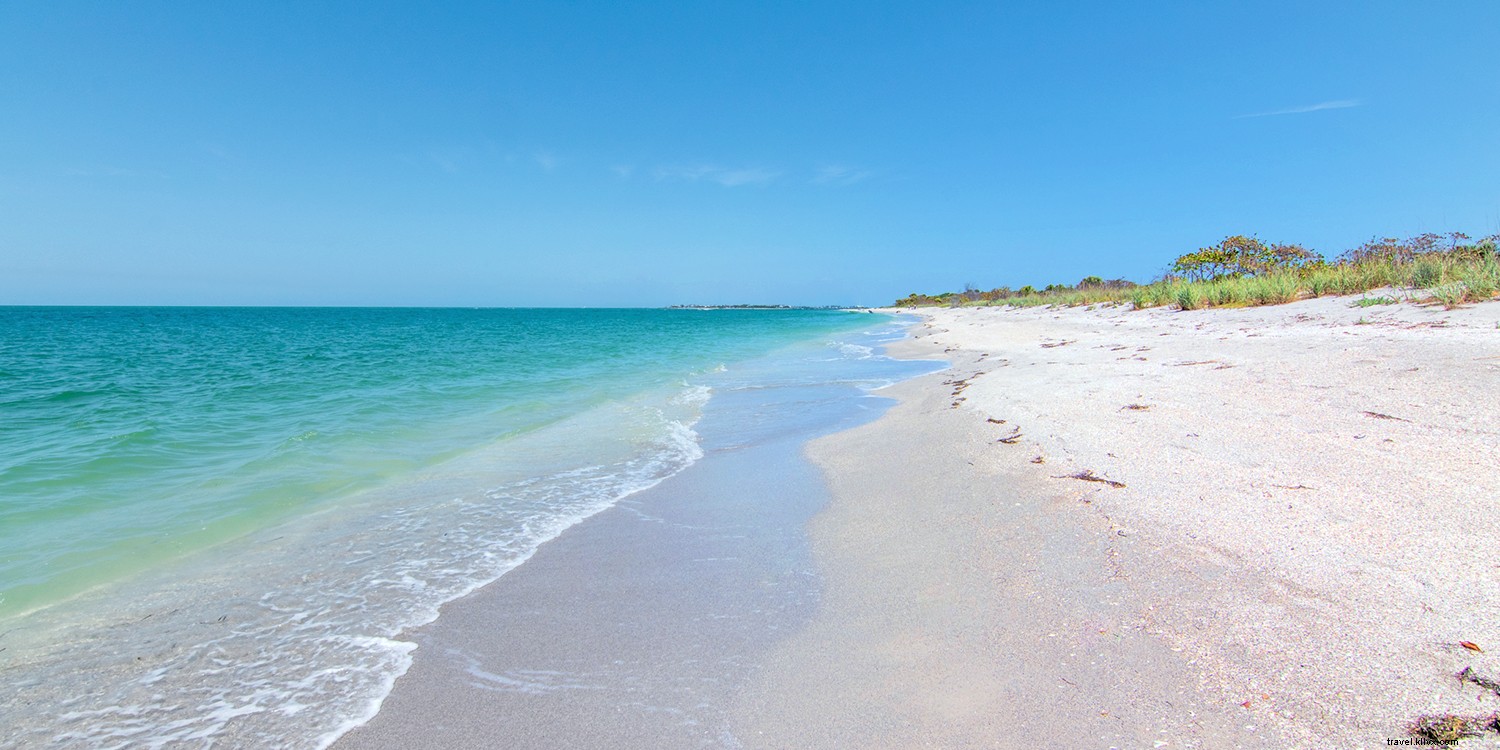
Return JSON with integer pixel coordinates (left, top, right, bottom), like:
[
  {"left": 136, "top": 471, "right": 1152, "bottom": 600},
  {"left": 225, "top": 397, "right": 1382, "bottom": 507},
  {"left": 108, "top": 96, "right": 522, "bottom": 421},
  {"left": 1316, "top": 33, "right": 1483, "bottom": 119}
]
[
  {"left": 333, "top": 294, "right": 1499, "bottom": 749},
  {"left": 734, "top": 293, "right": 1500, "bottom": 749},
  {"left": 331, "top": 352, "right": 936, "bottom": 749}
]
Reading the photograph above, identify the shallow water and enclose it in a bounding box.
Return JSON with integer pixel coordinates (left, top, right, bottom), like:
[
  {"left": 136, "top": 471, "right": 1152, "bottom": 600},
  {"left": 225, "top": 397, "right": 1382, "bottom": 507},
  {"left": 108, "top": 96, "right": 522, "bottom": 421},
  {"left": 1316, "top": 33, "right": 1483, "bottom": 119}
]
[
  {"left": 335, "top": 315, "right": 944, "bottom": 749},
  {"left": 0, "top": 307, "right": 927, "bottom": 748}
]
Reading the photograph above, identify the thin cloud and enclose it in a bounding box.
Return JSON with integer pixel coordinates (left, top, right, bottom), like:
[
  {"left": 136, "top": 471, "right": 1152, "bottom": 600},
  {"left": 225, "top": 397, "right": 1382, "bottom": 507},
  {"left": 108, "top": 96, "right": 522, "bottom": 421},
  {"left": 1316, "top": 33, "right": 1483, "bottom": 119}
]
[
  {"left": 653, "top": 163, "right": 780, "bottom": 187},
  {"left": 713, "top": 167, "right": 779, "bottom": 187},
  {"left": 534, "top": 152, "right": 559, "bottom": 171},
  {"left": 812, "top": 165, "right": 873, "bottom": 186},
  {"left": 611, "top": 164, "right": 635, "bottom": 179},
  {"left": 653, "top": 164, "right": 719, "bottom": 182},
  {"left": 1234, "top": 99, "right": 1362, "bottom": 119}
]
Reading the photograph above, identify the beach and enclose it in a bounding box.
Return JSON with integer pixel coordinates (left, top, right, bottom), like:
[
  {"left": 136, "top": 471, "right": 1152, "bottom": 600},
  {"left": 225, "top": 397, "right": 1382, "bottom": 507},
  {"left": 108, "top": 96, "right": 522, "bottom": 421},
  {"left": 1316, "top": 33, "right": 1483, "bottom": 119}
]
[
  {"left": 8, "top": 2, "right": 1497, "bottom": 747},
  {"left": 328, "top": 294, "right": 1500, "bottom": 749},
  {"left": 734, "top": 294, "right": 1500, "bottom": 748},
  {"left": 0, "top": 309, "right": 920, "bottom": 749},
  {"left": 333, "top": 324, "right": 938, "bottom": 749},
  {"left": 7, "top": 299, "right": 1497, "bottom": 748}
]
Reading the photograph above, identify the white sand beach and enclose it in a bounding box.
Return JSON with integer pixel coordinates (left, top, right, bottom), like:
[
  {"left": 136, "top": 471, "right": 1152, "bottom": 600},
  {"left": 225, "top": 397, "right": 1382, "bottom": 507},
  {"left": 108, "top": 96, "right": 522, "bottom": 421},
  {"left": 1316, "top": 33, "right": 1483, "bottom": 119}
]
[{"left": 735, "top": 294, "right": 1500, "bottom": 748}]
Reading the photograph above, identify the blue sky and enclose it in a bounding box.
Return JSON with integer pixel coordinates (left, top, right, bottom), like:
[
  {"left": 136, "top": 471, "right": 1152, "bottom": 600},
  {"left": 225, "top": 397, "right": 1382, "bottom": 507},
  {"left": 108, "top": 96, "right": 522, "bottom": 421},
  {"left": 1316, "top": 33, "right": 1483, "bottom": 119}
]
[{"left": 2, "top": 2, "right": 1497, "bottom": 306}]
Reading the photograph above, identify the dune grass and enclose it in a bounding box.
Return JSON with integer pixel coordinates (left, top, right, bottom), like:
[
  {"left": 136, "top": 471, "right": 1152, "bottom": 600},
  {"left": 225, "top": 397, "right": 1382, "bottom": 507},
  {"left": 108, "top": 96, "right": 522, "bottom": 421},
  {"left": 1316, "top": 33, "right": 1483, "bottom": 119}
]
[{"left": 903, "top": 247, "right": 1500, "bottom": 312}]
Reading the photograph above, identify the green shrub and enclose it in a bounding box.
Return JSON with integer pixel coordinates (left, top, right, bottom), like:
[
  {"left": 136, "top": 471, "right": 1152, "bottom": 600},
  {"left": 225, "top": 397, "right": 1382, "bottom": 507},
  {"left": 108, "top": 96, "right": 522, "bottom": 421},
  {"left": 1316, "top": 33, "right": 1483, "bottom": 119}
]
[
  {"left": 1461, "top": 261, "right": 1498, "bottom": 301},
  {"left": 1176, "top": 284, "right": 1205, "bottom": 310},
  {"left": 1246, "top": 278, "right": 1273, "bottom": 305},
  {"left": 1129, "top": 288, "right": 1155, "bottom": 309},
  {"left": 891, "top": 230, "right": 1500, "bottom": 310},
  {"left": 1172, "top": 235, "right": 1322, "bottom": 281},
  {"left": 1273, "top": 273, "right": 1301, "bottom": 303},
  {"left": 1328, "top": 268, "right": 1360, "bottom": 295},
  {"left": 1350, "top": 261, "right": 1392, "bottom": 290},
  {"left": 1244, "top": 273, "right": 1298, "bottom": 305},
  {"left": 1204, "top": 280, "right": 1245, "bottom": 306},
  {"left": 1411, "top": 258, "right": 1445, "bottom": 288},
  {"left": 1430, "top": 283, "right": 1465, "bottom": 309}
]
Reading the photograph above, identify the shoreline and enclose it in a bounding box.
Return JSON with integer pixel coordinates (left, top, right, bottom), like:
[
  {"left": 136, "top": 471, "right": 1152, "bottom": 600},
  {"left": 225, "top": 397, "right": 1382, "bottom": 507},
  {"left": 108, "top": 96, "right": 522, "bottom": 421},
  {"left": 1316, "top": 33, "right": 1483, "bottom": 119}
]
[
  {"left": 331, "top": 319, "right": 939, "bottom": 748},
  {"left": 729, "top": 338, "right": 1256, "bottom": 749},
  {"left": 0, "top": 309, "right": 896, "bottom": 750},
  {"left": 737, "top": 295, "right": 1500, "bottom": 748},
  {"left": 20, "top": 298, "right": 1494, "bottom": 747}
]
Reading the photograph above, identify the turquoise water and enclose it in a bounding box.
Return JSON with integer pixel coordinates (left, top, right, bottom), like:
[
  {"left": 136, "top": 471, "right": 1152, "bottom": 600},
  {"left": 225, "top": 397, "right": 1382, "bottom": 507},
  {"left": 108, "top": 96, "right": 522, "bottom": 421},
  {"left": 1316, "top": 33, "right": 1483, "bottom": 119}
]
[
  {"left": 0, "top": 307, "right": 870, "bottom": 618},
  {"left": 0, "top": 306, "right": 906, "bottom": 749}
]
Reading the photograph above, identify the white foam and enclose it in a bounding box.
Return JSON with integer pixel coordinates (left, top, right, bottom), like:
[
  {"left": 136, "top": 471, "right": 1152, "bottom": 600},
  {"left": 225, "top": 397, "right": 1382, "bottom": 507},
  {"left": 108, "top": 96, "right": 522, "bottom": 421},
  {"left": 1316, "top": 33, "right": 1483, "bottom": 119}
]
[
  {"left": 836, "top": 343, "right": 874, "bottom": 359},
  {"left": 1, "top": 315, "right": 938, "bottom": 750},
  {"left": 1, "top": 383, "right": 712, "bottom": 750}
]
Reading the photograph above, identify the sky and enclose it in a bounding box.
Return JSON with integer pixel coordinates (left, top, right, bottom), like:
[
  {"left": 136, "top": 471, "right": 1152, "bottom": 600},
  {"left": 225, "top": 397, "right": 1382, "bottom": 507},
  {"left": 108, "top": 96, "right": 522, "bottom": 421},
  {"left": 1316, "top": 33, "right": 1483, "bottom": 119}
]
[{"left": 2, "top": 1, "right": 1497, "bottom": 307}]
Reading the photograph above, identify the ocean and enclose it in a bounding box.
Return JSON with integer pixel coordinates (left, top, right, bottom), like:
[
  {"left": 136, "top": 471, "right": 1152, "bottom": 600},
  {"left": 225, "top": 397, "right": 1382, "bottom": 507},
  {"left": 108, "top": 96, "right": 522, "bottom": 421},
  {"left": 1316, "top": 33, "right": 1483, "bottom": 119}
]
[{"left": 0, "top": 307, "right": 929, "bottom": 748}]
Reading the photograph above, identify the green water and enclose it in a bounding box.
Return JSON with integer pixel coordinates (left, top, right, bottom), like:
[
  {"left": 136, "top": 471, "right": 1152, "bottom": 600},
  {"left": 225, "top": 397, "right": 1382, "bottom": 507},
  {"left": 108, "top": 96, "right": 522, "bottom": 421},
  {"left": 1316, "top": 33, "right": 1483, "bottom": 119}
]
[{"left": 0, "top": 306, "right": 873, "bottom": 618}]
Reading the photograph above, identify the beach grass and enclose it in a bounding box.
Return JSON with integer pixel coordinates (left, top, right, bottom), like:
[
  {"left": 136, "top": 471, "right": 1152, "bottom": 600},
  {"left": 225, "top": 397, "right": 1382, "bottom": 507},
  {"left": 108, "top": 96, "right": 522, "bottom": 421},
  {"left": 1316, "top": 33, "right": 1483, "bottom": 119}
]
[
  {"left": 896, "top": 234, "right": 1500, "bottom": 312},
  {"left": 1175, "top": 283, "right": 1205, "bottom": 310}
]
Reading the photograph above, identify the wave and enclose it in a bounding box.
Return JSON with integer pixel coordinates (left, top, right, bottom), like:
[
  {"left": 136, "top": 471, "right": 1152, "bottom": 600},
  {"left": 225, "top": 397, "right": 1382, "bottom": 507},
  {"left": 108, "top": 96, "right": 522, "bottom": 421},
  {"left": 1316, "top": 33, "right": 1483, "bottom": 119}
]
[{"left": 0, "top": 384, "right": 711, "bottom": 750}]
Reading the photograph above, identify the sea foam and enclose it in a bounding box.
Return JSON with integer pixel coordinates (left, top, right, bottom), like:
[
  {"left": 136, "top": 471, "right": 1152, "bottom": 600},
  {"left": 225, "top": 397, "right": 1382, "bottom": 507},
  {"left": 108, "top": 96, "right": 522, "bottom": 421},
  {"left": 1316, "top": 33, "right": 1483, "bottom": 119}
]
[{"left": 0, "top": 308, "right": 914, "bottom": 749}]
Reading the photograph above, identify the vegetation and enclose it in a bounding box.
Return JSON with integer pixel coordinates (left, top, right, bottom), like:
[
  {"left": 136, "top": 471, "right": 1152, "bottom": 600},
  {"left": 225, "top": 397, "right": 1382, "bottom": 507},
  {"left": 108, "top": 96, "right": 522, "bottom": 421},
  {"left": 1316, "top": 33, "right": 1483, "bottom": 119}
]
[
  {"left": 894, "top": 232, "right": 1500, "bottom": 312},
  {"left": 1407, "top": 713, "right": 1497, "bottom": 743},
  {"left": 1170, "top": 235, "right": 1320, "bottom": 281}
]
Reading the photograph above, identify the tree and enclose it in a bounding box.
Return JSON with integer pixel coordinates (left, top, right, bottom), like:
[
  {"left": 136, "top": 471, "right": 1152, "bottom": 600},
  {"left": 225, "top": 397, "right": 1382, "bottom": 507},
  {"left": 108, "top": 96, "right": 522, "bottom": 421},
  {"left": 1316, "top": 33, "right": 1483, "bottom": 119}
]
[
  {"left": 1172, "top": 235, "right": 1322, "bottom": 281},
  {"left": 1260, "top": 242, "right": 1322, "bottom": 274},
  {"left": 1341, "top": 236, "right": 1411, "bottom": 264}
]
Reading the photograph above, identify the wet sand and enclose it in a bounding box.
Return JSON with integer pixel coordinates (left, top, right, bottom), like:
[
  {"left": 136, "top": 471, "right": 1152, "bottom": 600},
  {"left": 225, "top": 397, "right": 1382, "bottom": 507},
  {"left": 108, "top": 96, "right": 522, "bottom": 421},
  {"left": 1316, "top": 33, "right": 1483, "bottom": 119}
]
[
  {"left": 340, "top": 295, "right": 1500, "bottom": 749},
  {"left": 737, "top": 295, "right": 1500, "bottom": 749},
  {"left": 334, "top": 372, "right": 922, "bottom": 748}
]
